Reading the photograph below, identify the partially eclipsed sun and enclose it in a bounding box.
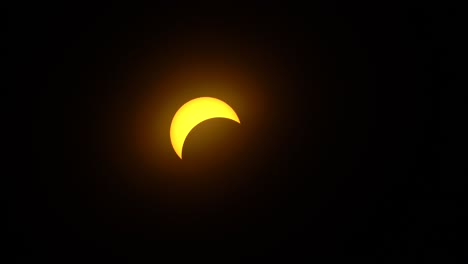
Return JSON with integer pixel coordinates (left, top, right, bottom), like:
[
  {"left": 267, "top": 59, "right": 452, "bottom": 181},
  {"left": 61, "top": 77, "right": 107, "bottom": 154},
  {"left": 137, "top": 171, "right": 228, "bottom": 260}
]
[{"left": 170, "top": 97, "right": 240, "bottom": 159}]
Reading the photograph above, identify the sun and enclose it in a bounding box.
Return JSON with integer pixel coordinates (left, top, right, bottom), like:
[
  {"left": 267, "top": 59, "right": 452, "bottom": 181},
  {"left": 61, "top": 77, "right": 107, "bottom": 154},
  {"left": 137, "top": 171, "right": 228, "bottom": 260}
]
[{"left": 170, "top": 97, "right": 240, "bottom": 159}]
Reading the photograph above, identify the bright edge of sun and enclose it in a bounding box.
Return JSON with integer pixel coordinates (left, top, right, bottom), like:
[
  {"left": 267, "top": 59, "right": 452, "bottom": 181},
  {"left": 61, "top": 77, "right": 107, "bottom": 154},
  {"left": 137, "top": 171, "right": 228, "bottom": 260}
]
[
  {"left": 170, "top": 97, "right": 240, "bottom": 159},
  {"left": 169, "top": 97, "right": 240, "bottom": 159}
]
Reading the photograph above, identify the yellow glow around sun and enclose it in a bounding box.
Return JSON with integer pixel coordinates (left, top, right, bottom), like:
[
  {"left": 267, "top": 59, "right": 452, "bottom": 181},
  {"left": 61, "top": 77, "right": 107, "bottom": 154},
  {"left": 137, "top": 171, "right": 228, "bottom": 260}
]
[{"left": 170, "top": 97, "right": 240, "bottom": 159}]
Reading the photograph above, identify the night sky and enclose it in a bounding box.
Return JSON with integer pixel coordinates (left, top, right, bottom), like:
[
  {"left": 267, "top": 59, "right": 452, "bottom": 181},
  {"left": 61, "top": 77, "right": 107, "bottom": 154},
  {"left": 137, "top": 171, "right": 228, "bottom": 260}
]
[{"left": 10, "top": 1, "right": 461, "bottom": 262}]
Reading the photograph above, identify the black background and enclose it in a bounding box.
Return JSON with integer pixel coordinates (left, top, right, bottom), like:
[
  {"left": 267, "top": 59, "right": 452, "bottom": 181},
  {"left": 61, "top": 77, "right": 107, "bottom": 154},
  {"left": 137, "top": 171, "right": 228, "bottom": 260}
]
[{"left": 9, "top": 1, "right": 462, "bottom": 262}]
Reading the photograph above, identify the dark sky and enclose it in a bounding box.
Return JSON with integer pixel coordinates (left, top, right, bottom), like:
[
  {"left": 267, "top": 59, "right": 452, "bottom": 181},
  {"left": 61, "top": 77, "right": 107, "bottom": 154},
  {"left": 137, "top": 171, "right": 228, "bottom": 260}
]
[{"left": 9, "top": 1, "right": 460, "bottom": 262}]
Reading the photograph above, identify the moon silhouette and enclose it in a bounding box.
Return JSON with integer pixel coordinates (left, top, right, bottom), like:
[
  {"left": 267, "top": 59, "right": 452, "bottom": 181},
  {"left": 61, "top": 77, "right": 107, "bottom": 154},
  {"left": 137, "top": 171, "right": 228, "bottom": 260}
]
[{"left": 170, "top": 97, "right": 240, "bottom": 159}]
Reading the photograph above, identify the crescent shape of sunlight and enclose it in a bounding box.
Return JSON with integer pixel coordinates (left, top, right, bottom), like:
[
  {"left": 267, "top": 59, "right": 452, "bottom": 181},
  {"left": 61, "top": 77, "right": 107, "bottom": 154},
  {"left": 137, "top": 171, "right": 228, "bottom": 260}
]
[{"left": 170, "top": 97, "right": 240, "bottom": 159}]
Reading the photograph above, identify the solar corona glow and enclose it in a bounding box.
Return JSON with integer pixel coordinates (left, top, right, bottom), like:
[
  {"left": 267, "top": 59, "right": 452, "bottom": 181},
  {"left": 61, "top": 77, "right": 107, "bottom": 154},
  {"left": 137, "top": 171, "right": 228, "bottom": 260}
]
[{"left": 170, "top": 97, "right": 241, "bottom": 159}]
